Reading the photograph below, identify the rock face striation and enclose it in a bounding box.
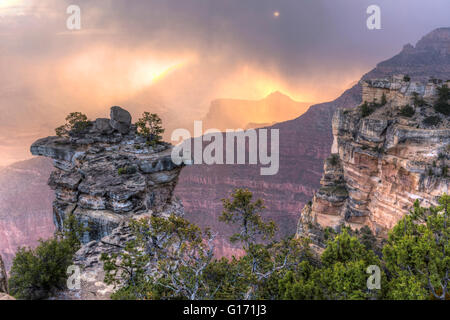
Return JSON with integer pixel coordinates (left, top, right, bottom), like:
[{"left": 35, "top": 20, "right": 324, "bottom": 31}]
[
  {"left": 297, "top": 76, "right": 450, "bottom": 242},
  {"left": 0, "top": 157, "right": 54, "bottom": 270},
  {"left": 30, "top": 107, "right": 184, "bottom": 299},
  {"left": 176, "top": 27, "right": 450, "bottom": 255},
  {"left": 31, "top": 106, "right": 183, "bottom": 245}
]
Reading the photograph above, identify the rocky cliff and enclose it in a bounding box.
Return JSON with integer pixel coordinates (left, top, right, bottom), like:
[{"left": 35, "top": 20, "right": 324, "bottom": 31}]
[
  {"left": 0, "top": 158, "right": 54, "bottom": 270},
  {"left": 175, "top": 27, "right": 450, "bottom": 253},
  {"left": 30, "top": 106, "right": 184, "bottom": 299},
  {"left": 31, "top": 106, "right": 183, "bottom": 244},
  {"left": 297, "top": 76, "right": 449, "bottom": 242}
]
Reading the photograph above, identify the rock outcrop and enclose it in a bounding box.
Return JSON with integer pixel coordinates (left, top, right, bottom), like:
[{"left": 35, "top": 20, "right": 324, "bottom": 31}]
[
  {"left": 297, "top": 76, "right": 449, "bottom": 242},
  {"left": 30, "top": 107, "right": 184, "bottom": 299},
  {"left": 31, "top": 107, "right": 183, "bottom": 244}
]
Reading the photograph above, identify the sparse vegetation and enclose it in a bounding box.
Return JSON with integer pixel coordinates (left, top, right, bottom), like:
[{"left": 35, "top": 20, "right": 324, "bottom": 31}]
[
  {"left": 8, "top": 213, "right": 85, "bottom": 300},
  {"left": 118, "top": 166, "right": 137, "bottom": 175},
  {"left": 423, "top": 115, "right": 441, "bottom": 127},
  {"left": 359, "top": 98, "right": 387, "bottom": 117},
  {"left": 136, "top": 112, "right": 165, "bottom": 146},
  {"left": 319, "top": 186, "right": 348, "bottom": 197},
  {"left": 412, "top": 92, "right": 427, "bottom": 107},
  {"left": 434, "top": 85, "right": 450, "bottom": 116},
  {"left": 373, "top": 146, "right": 384, "bottom": 153},
  {"left": 403, "top": 75, "right": 411, "bottom": 82},
  {"left": 329, "top": 154, "right": 340, "bottom": 166},
  {"left": 101, "top": 189, "right": 449, "bottom": 300},
  {"left": 380, "top": 93, "right": 387, "bottom": 106},
  {"left": 55, "top": 112, "right": 90, "bottom": 137},
  {"left": 399, "top": 105, "right": 415, "bottom": 117},
  {"left": 359, "top": 102, "right": 376, "bottom": 117}
]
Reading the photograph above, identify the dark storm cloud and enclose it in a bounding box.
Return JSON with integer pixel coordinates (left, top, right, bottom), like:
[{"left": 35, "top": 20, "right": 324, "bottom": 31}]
[
  {"left": 1, "top": 0, "right": 449, "bottom": 166},
  {"left": 75, "top": 0, "right": 450, "bottom": 78}
]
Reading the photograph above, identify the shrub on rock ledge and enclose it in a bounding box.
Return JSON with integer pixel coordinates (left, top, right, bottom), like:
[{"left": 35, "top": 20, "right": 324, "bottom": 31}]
[
  {"left": 136, "top": 112, "right": 165, "bottom": 146},
  {"left": 55, "top": 112, "right": 90, "bottom": 137}
]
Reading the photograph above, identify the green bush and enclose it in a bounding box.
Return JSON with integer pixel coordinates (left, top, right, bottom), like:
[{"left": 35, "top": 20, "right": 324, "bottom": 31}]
[
  {"left": 55, "top": 112, "right": 90, "bottom": 137},
  {"left": 399, "top": 105, "right": 415, "bottom": 117},
  {"left": 8, "top": 213, "right": 85, "bottom": 300},
  {"left": 329, "top": 154, "right": 339, "bottom": 166},
  {"left": 403, "top": 75, "right": 411, "bottom": 82},
  {"left": 423, "top": 116, "right": 441, "bottom": 127},
  {"left": 412, "top": 92, "right": 427, "bottom": 107},
  {"left": 434, "top": 85, "right": 450, "bottom": 116},
  {"left": 8, "top": 238, "right": 75, "bottom": 300},
  {"left": 380, "top": 93, "right": 387, "bottom": 106},
  {"left": 118, "top": 166, "right": 137, "bottom": 175},
  {"left": 136, "top": 112, "right": 165, "bottom": 146},
  {"left": 360, "top": 102, "right": 376, "bottom": 117}
]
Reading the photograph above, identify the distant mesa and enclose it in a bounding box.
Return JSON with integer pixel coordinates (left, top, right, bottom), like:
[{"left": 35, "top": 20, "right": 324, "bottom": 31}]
[{"left": 202, "top": 91, "right": 312, "bottom": 131}]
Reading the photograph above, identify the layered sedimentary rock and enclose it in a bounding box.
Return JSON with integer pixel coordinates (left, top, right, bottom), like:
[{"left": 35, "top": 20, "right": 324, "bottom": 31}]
[
  {"left": 2, "top": 28, "right": 450, "bottom": 267},
  {"left": 176, "top": 27, "right": 450, "bottom": 253},
  {"left": 297, "top": 76, "right": 450, "bottom": 241},
  {"left": 31, "top": 107, "right": 183, "bottom": 244},
  {"left": 30, "top": 107, "right": 184, "bottom": 299}
]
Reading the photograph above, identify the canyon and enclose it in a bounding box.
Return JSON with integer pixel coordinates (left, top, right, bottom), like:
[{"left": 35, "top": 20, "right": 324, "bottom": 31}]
[
  {"left": 175, "top": 27, "right": 450, "bottom": 253},
  {"left": 30, "top": 106, "right": 184, "bottom": 299},
  {"left": 0, "top": 27, "right": 449, "bottom": 267}
]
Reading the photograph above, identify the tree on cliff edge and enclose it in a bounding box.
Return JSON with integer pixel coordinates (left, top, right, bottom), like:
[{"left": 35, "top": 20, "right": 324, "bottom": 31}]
[
  {"left": 383, "top": 194, "right": 450, "bottom": 300},
  {"left": 136, "top": 112, "right": 165, "bottom": 146},
  {"left": 55, "top": 112, "right": 90, "bottom": 137}
]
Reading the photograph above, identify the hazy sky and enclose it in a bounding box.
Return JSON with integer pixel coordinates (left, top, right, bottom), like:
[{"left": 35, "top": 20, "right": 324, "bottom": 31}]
[{"left": 0, "top": 0, "right": 449, "bottom": 165}]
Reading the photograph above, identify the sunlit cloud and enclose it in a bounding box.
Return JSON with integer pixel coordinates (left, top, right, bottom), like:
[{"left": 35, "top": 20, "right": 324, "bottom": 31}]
[{"left": 1, "top": 0, "right": 450, "bottom": 166}]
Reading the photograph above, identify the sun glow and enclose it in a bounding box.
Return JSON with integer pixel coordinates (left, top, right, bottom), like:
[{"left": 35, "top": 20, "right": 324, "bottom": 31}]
[
  {"left": 0, "top": 0, "right": 27, "bottom": 16},
  {"left": 58, "top": 46, "right": 192, "bottom": 104},
  {"left": 131, "top": 59, "right": 187, "bottom": 89}
]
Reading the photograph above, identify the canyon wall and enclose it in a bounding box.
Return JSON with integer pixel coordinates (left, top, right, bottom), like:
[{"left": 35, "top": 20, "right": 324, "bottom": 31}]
[
  {"left": 1, "top": 28, "right": 449, "bottom": 268},
  {"left": 30, "top": 107, "right": 184, "bottom": 299},
  {"left": 297, "top": 76, "right": 449, "bottom": 242},
  {"left": 176, "top": 27, "right": 450, "bottom": 252},
  {"left": 0, "top": 158, "right": 54, "bottom": 270}
]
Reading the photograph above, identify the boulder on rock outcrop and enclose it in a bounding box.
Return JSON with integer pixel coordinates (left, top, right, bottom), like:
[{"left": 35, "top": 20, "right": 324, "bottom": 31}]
[
  {"left": 110, "top": 106, "right": 132, "bottom": 134},
  {"left": 31, "top": 106, "right": 184, "bottom": 245},
  {"left": 93, "top": 118, "right": 114, "bottom": 135}
]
